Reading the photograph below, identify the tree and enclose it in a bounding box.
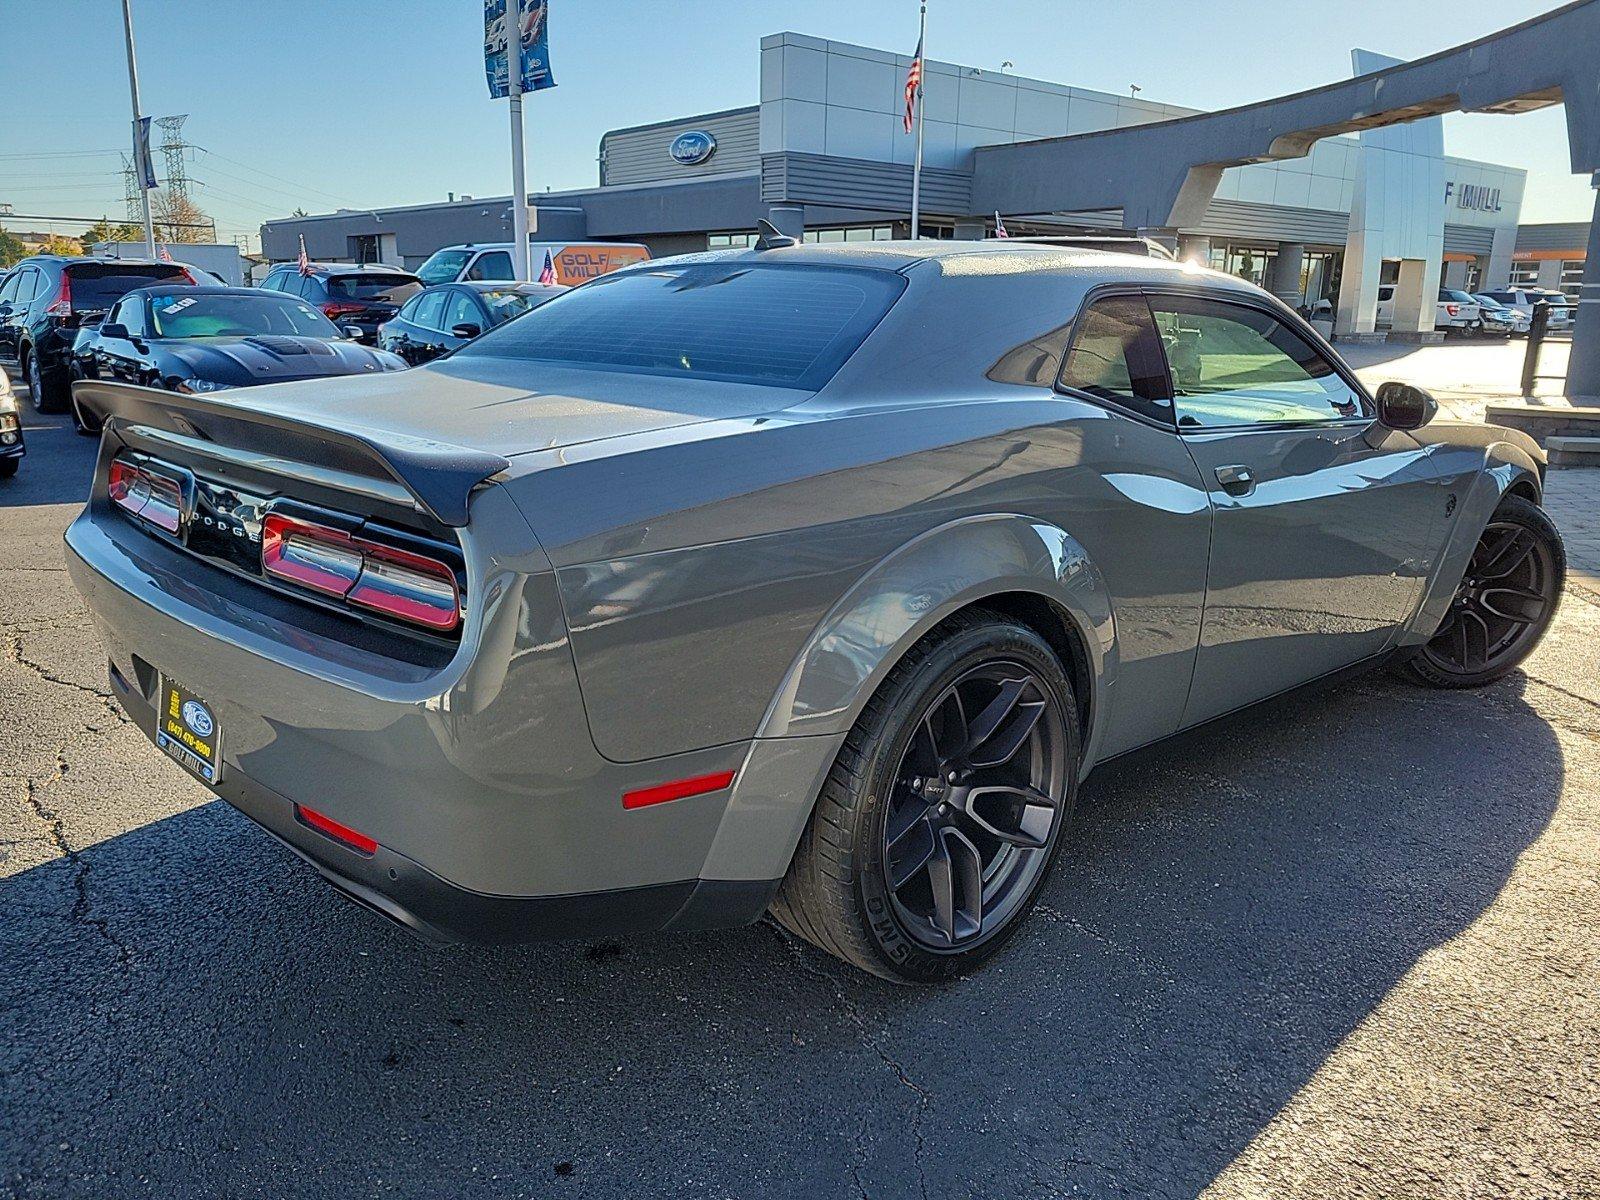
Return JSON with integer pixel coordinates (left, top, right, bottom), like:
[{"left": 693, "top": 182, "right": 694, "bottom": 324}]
[
  {"left": 150, "top": 190, "right": 215, "bottom": 244},
  {"left": 36, "top": 235, "right": 82, "bottom": 256},
  {"left": 0, "top": 226, "right": 24, "bottom": 268},
  {"left": 82, "top": 217, "right": 143, "bottom": 246}
]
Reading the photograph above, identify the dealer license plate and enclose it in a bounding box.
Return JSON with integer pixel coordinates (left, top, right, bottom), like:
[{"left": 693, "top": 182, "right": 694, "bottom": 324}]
[{"left": 156, "top": 677, "right": 223, "bottom": 785}]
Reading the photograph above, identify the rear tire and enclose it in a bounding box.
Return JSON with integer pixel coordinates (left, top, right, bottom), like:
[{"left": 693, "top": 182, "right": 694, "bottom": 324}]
[
  {"left": 1403, "top": 494, "right": 1564, "bottom": 688},
  {"left": 0, "top": 458, "right": 17, "bottom": 479},
  {"left": 25, "top": 348, "right": 67, "bottom": 414},
  {"left": 772, "top": 608, "right": 1080, "bottom": 984}
]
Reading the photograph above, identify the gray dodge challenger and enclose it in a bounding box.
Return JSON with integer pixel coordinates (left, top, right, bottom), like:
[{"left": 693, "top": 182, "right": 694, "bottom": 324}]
[{"left": 67, "top": 240, "right": 1564, "bottom": 983}]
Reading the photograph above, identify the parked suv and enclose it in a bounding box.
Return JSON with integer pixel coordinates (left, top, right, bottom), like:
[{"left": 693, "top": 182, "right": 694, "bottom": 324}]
[
  {"left": 0, "top": 255, "right": 197, "bottom": 412},
  {"left": 1478, "top": 287, "right": 1576, "bottom": 331},
  {"left": 257, "top": 263, "right": 423, "bottom": 343}
]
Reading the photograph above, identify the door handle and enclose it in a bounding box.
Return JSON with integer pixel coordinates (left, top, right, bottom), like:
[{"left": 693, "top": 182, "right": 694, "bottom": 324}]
[{"left": 1214, "top": 464, "right": 1256, "bottom": 497}]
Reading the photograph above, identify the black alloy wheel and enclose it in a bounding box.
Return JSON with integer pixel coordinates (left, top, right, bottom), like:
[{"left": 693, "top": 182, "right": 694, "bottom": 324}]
[
  {"left": 882, "top": 663, "right": 1067, "bottom": 951},
  {"left": 1408, "top": 495, "right": 1564, "bottom": 688},
  {"left": 771, "top": 609, "right": 1080, "bottom": 983}
]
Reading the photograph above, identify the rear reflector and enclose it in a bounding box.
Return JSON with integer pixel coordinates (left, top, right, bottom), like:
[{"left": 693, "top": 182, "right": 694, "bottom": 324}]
[
  {"left": 622, "top": 770, "right": 737, "bottom": 810},
  {"left": 295, "top": 804, "right": 379, "bottom": 855}
]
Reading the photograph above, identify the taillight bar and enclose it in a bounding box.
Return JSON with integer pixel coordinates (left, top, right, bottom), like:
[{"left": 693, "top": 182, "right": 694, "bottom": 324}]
[
  {"left": 107, "top": 456, "right": 185, "bottom": 534},
  {"left": 262, "top": 512, "right": 461, "bottom": 633}
]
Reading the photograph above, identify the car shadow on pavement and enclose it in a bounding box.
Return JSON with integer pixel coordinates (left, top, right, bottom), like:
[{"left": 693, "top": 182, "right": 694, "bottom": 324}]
[{"left": 3, "top": 669, "right": 1562, "bottom": 1199}]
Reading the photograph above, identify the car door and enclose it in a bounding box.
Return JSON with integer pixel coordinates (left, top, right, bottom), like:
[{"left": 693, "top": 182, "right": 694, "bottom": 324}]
[
  {"left": 441, "top": 288, "right": 486, "bottom": 350},
  {"left": 1148, "top": 291, "right": 1444, "bottom": 726},
  {"left": 404, "top": 290, "right": 449, "bottom": 363},
  {"left": 465, "top": 251, "right": 515, "bottom": 282},
  {"left": 99, "top": 296, "right": 150, "bottom": 384}
]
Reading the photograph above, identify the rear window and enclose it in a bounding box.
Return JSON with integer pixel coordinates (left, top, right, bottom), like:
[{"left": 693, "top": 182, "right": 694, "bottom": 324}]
[
  {"left": 66, "top": 263, "right": 193, "bottom": 309},
  {"left": 327, "top": 274, "right": 422, "bottom": 303},
  {"left": 456, "top": 263, "right": 905, "bottom": 389}
]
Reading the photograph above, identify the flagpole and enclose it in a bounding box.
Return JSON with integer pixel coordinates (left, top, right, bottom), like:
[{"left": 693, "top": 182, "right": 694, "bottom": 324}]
[
  {"left": 507, "top": 0, "right": 532, "bottom": 282},
  {"left": 909, "top": 2, "right": 927, "bottom": 240},
  {"left": 120, "top": 0, "right": 156, "bottom": 257}
]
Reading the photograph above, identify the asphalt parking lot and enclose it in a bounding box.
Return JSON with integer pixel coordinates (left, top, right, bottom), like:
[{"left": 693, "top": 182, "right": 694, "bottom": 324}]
[{"left": 3, "top": 368, "right": 1598, "bottom": 1199}]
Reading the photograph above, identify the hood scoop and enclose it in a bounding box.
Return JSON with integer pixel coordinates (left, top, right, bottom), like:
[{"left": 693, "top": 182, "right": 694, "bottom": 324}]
[{"left": 243, "top": 336, "right": 333, "bottom": 357}]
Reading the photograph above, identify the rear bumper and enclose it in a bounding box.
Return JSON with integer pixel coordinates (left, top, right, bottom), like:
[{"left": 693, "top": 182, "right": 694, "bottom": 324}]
[{"left": 107, "top": 641, "right": 779, "bottom": 943}]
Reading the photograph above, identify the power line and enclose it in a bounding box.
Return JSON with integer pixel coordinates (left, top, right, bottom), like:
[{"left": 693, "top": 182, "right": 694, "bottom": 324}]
[{"left": 192, "top": 146, "right": 356, "bottom": 207}]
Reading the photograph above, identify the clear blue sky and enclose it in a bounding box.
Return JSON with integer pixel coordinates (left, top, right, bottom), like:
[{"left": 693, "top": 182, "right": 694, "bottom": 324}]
[{"left": 0, "top": 0, "right": 1590, "bottom": 249}]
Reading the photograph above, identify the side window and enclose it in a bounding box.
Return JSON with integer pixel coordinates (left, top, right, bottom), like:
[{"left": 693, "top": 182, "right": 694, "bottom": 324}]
[
  {"left": 120, "top": 297, "right": 147, "bottom": 336},
  {"left": 1149, "top": 296, "right": 1367, "bottom": 430},
  {"left": 465, "top": 251, "right": 514, "bottom": 281},
  {"left": 411, "top": 290, "right": 447, "bottom": 330},
  {"left": 1056, "top": 294, "right": 1172, "bottom": 423},
  {"left": 16, "top": 269, "right": 41, "bottom": 305},
  {"left": 0, "top": 272, "right": 20, "bottom": 305},
  {"left": 444, "top": 290, "right": 483, "bottom": 332}
]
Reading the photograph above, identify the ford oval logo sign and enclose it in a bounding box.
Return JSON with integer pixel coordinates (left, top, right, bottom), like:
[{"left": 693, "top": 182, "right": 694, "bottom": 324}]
[{"left": 669, "top": 130, "right": 717, "bottom": 166}]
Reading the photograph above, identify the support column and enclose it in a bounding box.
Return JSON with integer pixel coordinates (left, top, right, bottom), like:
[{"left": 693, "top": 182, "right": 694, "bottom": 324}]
[
  {"left": 953, "top": 218, "right": 986, "bottom": 241},
  {"left": 1388, "top": 257, "right": 1441, "bottom": 342},
  {"left": 1177, "top": 234, "right": 1211, "bottom": 266},
  {"left": 1268, "top": 243, "right": 1306, "bottom": 307},
  {"left": 766, "top": 204, "right": 804, "bottom": 241},
  {"left": 1566, "top": 176, "right": 1600, "bottom": 403}
]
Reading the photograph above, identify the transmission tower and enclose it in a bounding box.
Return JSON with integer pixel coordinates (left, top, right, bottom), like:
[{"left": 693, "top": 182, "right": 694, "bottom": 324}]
[
  {"left": 156, "top": 115, "right": 191, "bottom": 198},
  {"left": 120, "top": 154, "right": 143, "bottom": 224}
]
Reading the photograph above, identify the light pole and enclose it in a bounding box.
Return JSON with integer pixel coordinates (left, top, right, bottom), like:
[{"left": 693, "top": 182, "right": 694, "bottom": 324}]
[
  {"left": 120, "top": 0, "right": 157, "bottom": 258},
  {"left": 507, "top": 0, "right": 531, "bottom": 282}
]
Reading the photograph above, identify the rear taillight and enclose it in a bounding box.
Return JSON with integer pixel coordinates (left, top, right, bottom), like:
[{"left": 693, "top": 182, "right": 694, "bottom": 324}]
[
  {"left": 43, "top": 273, "right": 71, "bottom": 318},
  {"left": 107, "top": 456, "right": 184, "bottom": 534},
  {"left": 1445, "top": 303, "right": 1459, "bottom": 317},
  {"left": 320, "top": 301, "right": 363, "bottom": 319},
  {"left": 262, "top": 512, "right": 461, "bottom": 633}
]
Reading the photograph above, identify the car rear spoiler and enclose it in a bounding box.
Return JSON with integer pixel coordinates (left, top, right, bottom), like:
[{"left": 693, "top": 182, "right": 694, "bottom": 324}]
[{"left": 72, "top": 380, "right": 509, "bottom": 527}]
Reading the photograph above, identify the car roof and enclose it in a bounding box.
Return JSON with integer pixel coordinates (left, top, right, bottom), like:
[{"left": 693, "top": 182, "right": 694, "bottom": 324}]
[
  {"left": 124, "top": 285, "right": 299, "bottom": 301},
  {"left": 641, "top": 237, "right": 1263, "bottom": 293},
  {"left": 459, "top": 281, "right": 568, "bottom": 295},
  {"left": 289, "top": 262, "right": 417, "bottom": 277}
]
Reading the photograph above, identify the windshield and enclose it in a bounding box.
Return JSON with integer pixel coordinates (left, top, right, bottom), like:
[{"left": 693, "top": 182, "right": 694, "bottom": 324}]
[
  {"left": 327, "top": 274, "right": 421, "bottom": 303},
  {"left": 1441, "top": 289, "right": 1476, "bottom": 303},
  {"left": 480, "top": 287, "right": 562, "bottom": 321},
  {"left": 416, "top": 251, "right": 473, "bottom": 285},
  {"left": 456, "top": 263, "right": 905, "bottom": 390},
  {"left": 147, "top": 292, "right": 342, "bottom": 339}
]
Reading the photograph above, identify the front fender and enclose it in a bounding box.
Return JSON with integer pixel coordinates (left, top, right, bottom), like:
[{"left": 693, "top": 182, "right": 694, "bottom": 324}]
[
  {"left": 1404, "top": 437, "right": 1544, "bottom": 645},
  {"left": 755, "top": 513, "right": 1117, "bottom": 774}
]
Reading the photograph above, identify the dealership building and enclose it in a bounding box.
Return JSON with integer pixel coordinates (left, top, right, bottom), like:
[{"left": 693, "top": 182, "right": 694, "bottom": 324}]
[{"left": 264, "top": 30, "right": 1548, "bottom": 324}]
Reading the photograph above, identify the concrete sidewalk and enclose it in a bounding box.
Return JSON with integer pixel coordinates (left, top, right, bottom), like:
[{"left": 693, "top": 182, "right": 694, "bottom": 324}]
[{"left": 1542, "top": 469, "right": 1600, "bottom": 597}]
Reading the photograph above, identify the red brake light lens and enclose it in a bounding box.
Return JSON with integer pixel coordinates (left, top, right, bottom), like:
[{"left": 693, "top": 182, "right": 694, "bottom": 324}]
[
  {"left": 321, "top": 301, "right": 363, "bottom": 319},
  {"left": 107, "top": 456, "right": 184, "bottom": 534},
  {"left": 43, "top": 273, "right": 71, "bottom": 318},
  {"left": 622, "top": 770, "right": 737, "bottom": 810},
  {"left": 262, "top": 512, "right": 461, "bottom": 633}
]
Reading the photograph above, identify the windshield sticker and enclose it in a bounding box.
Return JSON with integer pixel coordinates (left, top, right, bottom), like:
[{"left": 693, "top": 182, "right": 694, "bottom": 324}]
[{"left": 160, "top": 297, "right": 198, "bottom": 315}]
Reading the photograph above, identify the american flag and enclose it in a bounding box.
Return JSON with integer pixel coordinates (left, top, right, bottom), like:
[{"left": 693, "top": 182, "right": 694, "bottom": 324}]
[
  {"left": 297, "top": 234, "right": 311, "bottom": 276},
  {"left": 157, "top": 244, "right": 174, "bottom": 262},
  {"left": 903, "top": 32, "right": 924, "bottom": 134},
  {"left": 538, "top": 249, "right": 557, "bottom": 286},
  {"left": 994, "top": 211, "right": 1009, "bottom": 238}
]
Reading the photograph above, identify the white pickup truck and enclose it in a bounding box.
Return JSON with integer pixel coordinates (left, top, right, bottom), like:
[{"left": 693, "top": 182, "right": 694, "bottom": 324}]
[{"left": 1375, "top": 285, "right": 1482, "bottom": 334}]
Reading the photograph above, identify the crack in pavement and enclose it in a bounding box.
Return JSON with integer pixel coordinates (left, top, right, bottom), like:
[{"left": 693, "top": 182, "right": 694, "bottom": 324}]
[
  {"left": 19, "top": 740, "right": 135, "bottom": 970},
  {"left": 772, "top": 927, "right": 933, "bottom": 1200},
  {"left": 4, "top": 633, "right": 130, "bottom": 728}
]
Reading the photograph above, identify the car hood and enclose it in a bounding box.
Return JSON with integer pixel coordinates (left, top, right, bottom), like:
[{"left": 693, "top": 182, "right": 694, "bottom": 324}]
[
  {"left": 225, "top": 354, "right": 803, "bottom": 457},
  {"left": 161, "top": 336, "right": 399, "bottom": 383}
]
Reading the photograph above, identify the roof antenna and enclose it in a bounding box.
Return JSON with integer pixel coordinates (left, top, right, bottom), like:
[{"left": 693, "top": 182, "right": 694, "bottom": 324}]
[{"left": 755, "top": 218, "right": 798, "bottom": 250}]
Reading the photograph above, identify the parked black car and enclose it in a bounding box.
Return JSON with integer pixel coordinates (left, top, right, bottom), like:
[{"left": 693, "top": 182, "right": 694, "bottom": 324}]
[
  {"left": 0, "top": 367, "right": 24, "bottom": 479},
  {"left": 69, "top": 286, "right": 406, "bottom": 433},
  {"left": 0, "top": 255, "right": 198, "bottom": 412},
  {"left": 257, "top": 262, "right": 423, "bottom": 343},
  {"left": 377, "top": 281, "right": 567, "bottom": 365}
]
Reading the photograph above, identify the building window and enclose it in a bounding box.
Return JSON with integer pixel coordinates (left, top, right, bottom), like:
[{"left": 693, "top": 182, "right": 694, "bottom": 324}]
[
  {"left": 1560, "top": 258, "right": 1586, "bottom": 298},
  {"left": 708, "top": 225, "right": 892, "bottom": 250},
  {"left": 1509, "top": 261, "right": 1540, "bottom": 287},
  {"left": 708, "top": 232, "right": 758, "bottom": 250}
]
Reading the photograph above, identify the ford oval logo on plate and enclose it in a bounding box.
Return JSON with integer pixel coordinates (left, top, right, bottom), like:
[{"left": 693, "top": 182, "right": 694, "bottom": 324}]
[
  {"left": 181, "top": 700, "right": 215, "bottom": 739},
  {"left": 669, "top": 130, "right": 717, "bottom": 166}
]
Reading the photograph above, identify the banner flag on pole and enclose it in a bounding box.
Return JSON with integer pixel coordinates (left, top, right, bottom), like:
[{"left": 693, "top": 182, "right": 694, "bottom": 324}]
[
  {"left": 132, "top": 116, "right": 158, "bottom": 190},
  {"left": 297, "top": 234, "right": 311, "bottom": 276},
  {"left": 902, "top": 32, "right": 924, "bottom": 134},
  {"left": 994, "top": 211, "right": 1009, "bottom": 238},
  {"left": 485, "top": 0, "right": 555, "bottom": 99}
]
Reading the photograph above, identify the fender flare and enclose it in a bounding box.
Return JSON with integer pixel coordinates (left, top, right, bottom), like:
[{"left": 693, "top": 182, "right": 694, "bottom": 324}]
[
  {"left": 1404, "top": 441, "right": 1545, "bottom": 645},
  {"left": 753, "top": 513, "right": 1118, "bottom": 773}
]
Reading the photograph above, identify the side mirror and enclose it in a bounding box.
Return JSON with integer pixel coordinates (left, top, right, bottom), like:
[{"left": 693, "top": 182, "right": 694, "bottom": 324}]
[
  {"left": 100, "top": 323, "right": 131, "bottom": 341},
  {"left": 451, "top": 322, "right": 482, "bottom": 340},
  {"left": 1375, "top": 381, "right": 1438, "bottom": 431},
  {"left": 342, "top": 325, "right": 366, "bottom": 341}
]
